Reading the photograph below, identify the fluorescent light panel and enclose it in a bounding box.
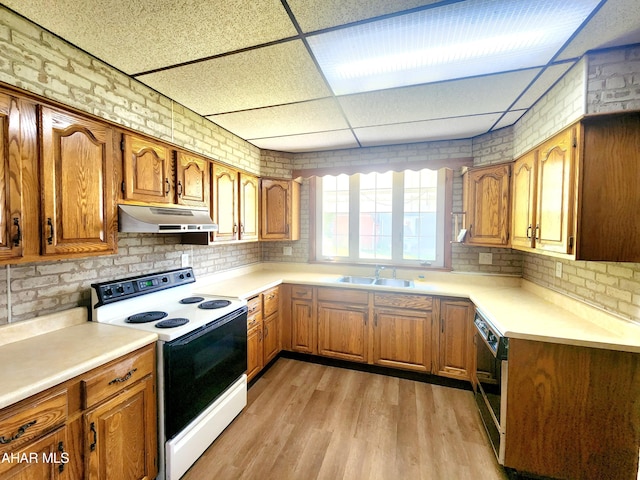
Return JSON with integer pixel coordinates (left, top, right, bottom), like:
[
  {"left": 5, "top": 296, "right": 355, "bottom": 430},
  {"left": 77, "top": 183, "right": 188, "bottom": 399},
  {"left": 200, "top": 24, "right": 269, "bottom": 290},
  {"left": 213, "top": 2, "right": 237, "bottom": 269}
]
[{"left": 308, "top": 0, "right": 601, "bottom": 95}]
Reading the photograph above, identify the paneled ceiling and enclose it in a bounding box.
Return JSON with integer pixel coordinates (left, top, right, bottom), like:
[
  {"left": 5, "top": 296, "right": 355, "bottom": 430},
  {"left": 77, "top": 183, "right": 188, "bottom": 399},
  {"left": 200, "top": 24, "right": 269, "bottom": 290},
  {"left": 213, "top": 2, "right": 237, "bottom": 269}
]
[{"left": 3, "top": 0, "right": 640, "bottom": 152}]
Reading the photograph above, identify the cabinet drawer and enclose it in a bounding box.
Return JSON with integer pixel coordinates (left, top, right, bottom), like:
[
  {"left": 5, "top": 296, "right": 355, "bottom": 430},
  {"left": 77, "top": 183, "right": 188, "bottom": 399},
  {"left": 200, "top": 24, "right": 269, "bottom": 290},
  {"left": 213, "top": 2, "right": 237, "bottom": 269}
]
[
  {"left": 263, "top": 287, "right": 279, "bottom": 317},
  {"left": 0, "top": 389, "right": 67, "bottom": 454},
  {"left": 82, "top": 345, "right": 154, "bottom": 409},
  {"left": 374, "top": 293, "right": 432, "bottom": 310},
  {"left": 290, "top": 285, "right": 313, "bottom": 300},
  {"left": 247, "top": 295, "right": 263, "bottom": 329},
  {"left": 318, "top": 287, "right": 368, "bottom": 305}
]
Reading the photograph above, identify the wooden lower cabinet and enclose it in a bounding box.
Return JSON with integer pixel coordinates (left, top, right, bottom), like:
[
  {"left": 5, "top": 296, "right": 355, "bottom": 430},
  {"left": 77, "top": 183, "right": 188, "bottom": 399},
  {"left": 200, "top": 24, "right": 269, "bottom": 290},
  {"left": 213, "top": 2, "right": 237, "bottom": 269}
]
[
  {"left": 372, "top": 293, "right": 433, "bottom": 372},
  {"left": 317, "top": 302, "right": 368, "bottom": 363},
  {"left": 433, "top": 298, "right": 474, "bottom": 380},
  {"left": 0, "top": 344, "right": 157, "bottom": 480},
  {"left": 84, "top": 376, "right": 156, "bottom": 480},
  {"left": 262, "top": 312, "right": 279, "bottom": 365},
  {"left": 246, "top": 287, "right": 281, "bottom": 382},
  {"left": 247, "top": 324, "right": 263, "bottom": 382},
  {"left": 505, "top": 338, "right": 640, "bottom": 480}
]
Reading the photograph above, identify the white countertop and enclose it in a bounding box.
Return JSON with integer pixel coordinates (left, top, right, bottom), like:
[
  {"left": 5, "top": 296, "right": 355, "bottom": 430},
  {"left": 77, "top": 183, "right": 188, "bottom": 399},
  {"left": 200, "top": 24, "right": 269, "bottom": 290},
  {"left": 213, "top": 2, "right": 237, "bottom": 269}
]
[
  {"left": 195, "top": 263, "right": 640, "bottom": 353},
  {"left": 0, "top": 307, "right": 157, "bottom": 410}
]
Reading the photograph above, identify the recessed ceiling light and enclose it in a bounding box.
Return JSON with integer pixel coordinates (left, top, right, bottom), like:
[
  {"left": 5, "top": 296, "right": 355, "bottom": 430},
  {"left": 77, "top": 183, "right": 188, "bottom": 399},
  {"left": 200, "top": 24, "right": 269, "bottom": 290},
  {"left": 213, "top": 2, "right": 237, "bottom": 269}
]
[{"left": 307, "top": 0, "right": 601, "bottom": 95}]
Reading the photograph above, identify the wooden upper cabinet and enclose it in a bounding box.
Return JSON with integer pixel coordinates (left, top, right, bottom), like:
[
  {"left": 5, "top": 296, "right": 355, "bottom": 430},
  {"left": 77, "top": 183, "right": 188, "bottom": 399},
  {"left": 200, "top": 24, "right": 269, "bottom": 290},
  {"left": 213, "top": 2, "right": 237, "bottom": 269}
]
[
  {"left": 40, "top": 107, "right": 117, "bottom": 256},
  {"left": 535, "top": 128, "right": 576, "bottom": 254},
  {"left": 260, "top": 178, "right": 300, "bottom": 241},
  {"left": 463, "top": 163, "right": 511, "bottom": 246},
  {"left": 239, "top": 173, "right": 258, "bottom": 241},
  {"left": 510, "top": 151, "right": 538, "bottom": 249},
  {"left": 176, "top": 151, "right": 209, "bottom": 208},
  {"left": 211, "top": 163, "right": 238, "bottom": 241},
  {"left": 0, "top": 93, "right": 24, "bottom": 261},
  {"left": 122, "top": 133, "right": 172, "bottom": 204}
]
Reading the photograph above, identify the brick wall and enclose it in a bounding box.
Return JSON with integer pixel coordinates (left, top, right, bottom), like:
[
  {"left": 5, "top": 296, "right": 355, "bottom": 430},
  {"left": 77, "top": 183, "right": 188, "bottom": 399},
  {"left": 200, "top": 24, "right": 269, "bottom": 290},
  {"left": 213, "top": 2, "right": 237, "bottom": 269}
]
[
  {"left": 513, "top": 59, "right": 586, "bottom": 158},
  {"left": 587, "top": 45, "right": 640, "bottom": 113},
  {"left": 471, "top": 126, "right": 514, "bottom": 166}
]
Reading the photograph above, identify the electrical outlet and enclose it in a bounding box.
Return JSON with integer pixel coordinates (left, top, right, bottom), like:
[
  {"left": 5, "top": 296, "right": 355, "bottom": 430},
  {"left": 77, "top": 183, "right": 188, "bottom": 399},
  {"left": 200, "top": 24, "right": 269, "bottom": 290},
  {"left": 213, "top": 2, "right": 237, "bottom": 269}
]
[
  {"left": 555, "top": 261, "right": 563, "bottom": 278},
  {"left": 181, "top": 253, "right": 190, "bottom": 267},
  {"left": 283, "top": 246, "right": 293, "bottom": 256},
  {"left": 479, "top": 252, "right": 493, "bottom": 265}
]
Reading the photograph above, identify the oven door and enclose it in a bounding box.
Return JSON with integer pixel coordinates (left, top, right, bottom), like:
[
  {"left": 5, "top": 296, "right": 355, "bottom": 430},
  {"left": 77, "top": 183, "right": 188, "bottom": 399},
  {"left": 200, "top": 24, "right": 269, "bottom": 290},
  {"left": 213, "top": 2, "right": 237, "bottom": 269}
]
[
  {"left": 163, "top": 306, "right": 248, "bottom": 440},
  {"left": 474, "top": 317, "right": 507, "bottom": 464}
]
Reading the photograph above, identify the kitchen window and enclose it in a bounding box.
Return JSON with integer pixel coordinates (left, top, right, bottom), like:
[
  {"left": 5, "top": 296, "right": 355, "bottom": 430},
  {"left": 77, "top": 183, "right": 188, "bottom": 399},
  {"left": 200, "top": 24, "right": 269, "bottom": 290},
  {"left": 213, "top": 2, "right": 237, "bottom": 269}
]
[{"left": 315, "top": 168, "right": 448, "bottom": 268}]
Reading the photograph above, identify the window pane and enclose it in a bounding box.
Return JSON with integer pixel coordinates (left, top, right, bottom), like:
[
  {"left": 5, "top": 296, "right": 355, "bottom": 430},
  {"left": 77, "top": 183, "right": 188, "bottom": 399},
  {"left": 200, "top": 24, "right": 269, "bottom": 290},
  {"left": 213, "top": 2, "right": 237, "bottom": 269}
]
[
  {"left": 322, "top": 174, "right": 349, "bottom": 257},
  {"left": 359, "top": 171, "right": 393, "bottom": 259},
  {"left": 403, "top": 169, "right": 438, "bottom": 261}
]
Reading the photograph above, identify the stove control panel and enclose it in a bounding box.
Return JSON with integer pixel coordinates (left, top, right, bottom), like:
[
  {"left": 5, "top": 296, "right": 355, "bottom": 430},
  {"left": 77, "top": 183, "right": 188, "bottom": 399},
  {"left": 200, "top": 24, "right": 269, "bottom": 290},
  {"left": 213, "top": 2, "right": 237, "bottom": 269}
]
[{"left": 92, "top": 267, "right": 195, "bottom": 306}]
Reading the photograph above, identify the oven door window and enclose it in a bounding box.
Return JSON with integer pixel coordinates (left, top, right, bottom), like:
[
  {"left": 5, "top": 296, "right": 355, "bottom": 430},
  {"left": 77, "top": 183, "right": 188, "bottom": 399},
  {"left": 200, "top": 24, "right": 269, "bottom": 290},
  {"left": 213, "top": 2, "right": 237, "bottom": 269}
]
[{"left": 163, "top": 307, "right": 248, "bottom": 440}]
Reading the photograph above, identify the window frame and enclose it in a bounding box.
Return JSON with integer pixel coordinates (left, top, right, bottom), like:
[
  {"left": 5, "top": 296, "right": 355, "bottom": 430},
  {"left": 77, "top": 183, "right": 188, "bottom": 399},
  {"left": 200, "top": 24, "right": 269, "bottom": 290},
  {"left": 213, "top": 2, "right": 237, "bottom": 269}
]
[{"left": 310, "top": 168, "right": 454, "bottom": 270}]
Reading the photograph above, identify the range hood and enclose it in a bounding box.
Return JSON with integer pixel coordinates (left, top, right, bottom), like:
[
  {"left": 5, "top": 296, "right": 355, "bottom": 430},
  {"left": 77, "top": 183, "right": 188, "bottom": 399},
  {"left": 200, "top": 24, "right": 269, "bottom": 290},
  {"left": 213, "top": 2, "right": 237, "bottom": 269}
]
[{"left": 119, "top": 204, "right": 218, "bottom": 233}]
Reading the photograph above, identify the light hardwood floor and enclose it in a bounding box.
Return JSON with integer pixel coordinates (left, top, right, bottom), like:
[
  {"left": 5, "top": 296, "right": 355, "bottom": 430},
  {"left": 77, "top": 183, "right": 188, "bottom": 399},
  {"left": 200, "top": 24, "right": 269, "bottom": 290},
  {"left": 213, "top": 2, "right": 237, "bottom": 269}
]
[{"left": 183, "top": 358, "right": 509, "bottom": 480}]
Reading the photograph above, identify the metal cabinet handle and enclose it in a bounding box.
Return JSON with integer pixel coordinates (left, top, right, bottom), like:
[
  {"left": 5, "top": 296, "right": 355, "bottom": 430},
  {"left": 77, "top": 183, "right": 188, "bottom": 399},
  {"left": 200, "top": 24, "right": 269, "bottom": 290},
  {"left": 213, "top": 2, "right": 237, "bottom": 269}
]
[
  {"left": 233, "top": 223, "right": 238, "bottom": 234},
  {"left": 535, "top": 224, "right": 540, "bottom": 240},
  {"left": 12, "top": 217, "right": 21, "bottom": 246},
  {"left": 177, "top": 181, "right": 183, "bottom": 196},
  {"left": 58, "top": 441, "right": 66, "bottom": 473},
  {"left": 526, "top": 224, "right": 532, "bottom": 239},
  {"left": 165, "top": 178, "right": 170, "bottom": 195},
  {"left": 108, "top": 368, "right": 137, "bottom": 385},
  {"left": 90, "top": 422, "right": 97, "bottom": 451},
  {"left": 240, "top": 223, "right": 245, "bottom": 234},
  {"left": 47, "top": 217, "right": 54, "bottom": 245},
  {"left": 0, "top": 420, "right": 37, "bottom": 444}
]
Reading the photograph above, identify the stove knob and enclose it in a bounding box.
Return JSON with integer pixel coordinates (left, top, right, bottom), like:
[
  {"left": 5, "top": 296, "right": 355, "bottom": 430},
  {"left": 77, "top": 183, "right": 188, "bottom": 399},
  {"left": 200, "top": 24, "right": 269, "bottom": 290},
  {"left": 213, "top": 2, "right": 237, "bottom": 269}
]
[
  {"left": 104, "top": 288, "right": 113, "bottom": 296},
  {"left": 179, "top": 273, "right": 185, "bottom": 279},
  {"left": 186, "top": 272, "right": 192, "bottom": 278},
  {"left": 116, "top": 286, "right": 125, "bottom": 294},
  {"left": 161, "top": 277, "right": 168, "bottom": 283}
]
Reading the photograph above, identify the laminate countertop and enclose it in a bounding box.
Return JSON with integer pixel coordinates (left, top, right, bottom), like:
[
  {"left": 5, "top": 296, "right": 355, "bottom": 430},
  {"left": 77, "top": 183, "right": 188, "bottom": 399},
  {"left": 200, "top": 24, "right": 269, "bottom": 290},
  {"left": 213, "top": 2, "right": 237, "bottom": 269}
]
[
  {"left": 0, "top": 307, "right": 157, "bottom": 410},
  {"left": 194, "top": 263, "right": 640, "bottom": 354}
]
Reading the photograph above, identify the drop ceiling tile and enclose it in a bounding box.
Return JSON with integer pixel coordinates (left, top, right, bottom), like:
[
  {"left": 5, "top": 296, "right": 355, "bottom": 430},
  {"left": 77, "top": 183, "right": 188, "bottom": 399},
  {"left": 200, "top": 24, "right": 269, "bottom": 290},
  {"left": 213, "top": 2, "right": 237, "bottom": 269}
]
[
  {"left": 512, "top": 62, "right": 575, "bottom": 110},
  {"left": 251, "top": 130, "right": 359, "bottom": 153},
  {"left": 492, "top": 110, "right": 527, "bottom": 130},
  {"left": 1, "top": 0, "right": 297, "bottom": 74},
  {"left": 557, "top": 0, "right": 640, "bottom": 61},
  {"left": 208, "top": 98, "right": 348, "bottom": 140},
  {"left": 138, "top": 41, "right": 331, "bottom": 115},
  {"left": 339, "top": 69, "right": 541, "bottom": 128},
  {"left": 354, "top": 114, "right": 501, "bottom": 146},
  {"left": 287, "top": 0, "right": 441, "bottom": 32}
]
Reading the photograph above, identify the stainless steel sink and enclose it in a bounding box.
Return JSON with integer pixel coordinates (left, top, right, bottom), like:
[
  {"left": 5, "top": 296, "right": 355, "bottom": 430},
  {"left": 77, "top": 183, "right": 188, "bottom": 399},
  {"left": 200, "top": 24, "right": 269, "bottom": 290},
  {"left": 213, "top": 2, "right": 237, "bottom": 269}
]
[
  {"left": 373, "top": 278, "right": 415, "bottom": 287},
  {"left": 337, "top": 276, "right": 376, "bottom": 285}
]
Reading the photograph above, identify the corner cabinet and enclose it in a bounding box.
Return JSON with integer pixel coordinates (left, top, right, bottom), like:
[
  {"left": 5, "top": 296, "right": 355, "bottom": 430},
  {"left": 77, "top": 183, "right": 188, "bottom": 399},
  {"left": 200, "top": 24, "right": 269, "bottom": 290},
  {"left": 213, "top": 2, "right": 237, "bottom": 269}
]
[
  {"left": 260, "top": 178, "right": 300, "bottom": 241},
  {"left": 40, "top": 107, "right": 117, "bottom": 256},
  {"left": 462, "top": 163, "right": 511, "bottom": 246}
]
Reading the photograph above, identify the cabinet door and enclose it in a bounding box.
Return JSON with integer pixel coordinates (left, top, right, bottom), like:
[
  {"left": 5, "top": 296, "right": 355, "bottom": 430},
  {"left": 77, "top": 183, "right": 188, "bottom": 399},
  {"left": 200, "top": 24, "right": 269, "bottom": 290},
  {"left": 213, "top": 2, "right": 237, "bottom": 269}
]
[
  {"left": 211, "top": 164, "right": 238, "bottom": 241},
  {"left": 122, "top": 133, "right": 172, "bottom": 204},
  {"left": 435, "top": 299, "right": 474, "bottom": 380},
  {"left": 247, "top": 325, "right": 263, "bottom": 382},
  {"left": 373, "top": 308, "right": 431, "bottom": 372},
  {"left": 260, "top": 179, "right": 299, "bottom": 240},
  {"left": 0, "top": 93, "right": 24, "bottom": 261},
  {"left": 536, "top": 128, "right": 575, "bottom": 254},
  {"left": 291, "top": 299, "right": 315, "bottom": 354},
  {"left": 84, "top": 376, "right": 157, "bottom": 480},
  {"left": 263, "top": 312, "right": 279, "bottom": 365},
  {"left": 0, "top": 427, "right": 68, "bottom": 480},
  {"left": 176, "top": 152, "right": 209, "bottom": 208},
  {"left": 40, "top": 108, "right": 116, "bottom": 256},
  {"left": 464, "top": 164, "right": 511, "bottom": 246},
  {"left": 511, "top": 151, "right": 538, "bottom": 249},
  {"left": 317, "top": 302, "right": 368, "bottom": 363},
  {"left": 239, "top": 173, "right": 258, "bottom": 241}
]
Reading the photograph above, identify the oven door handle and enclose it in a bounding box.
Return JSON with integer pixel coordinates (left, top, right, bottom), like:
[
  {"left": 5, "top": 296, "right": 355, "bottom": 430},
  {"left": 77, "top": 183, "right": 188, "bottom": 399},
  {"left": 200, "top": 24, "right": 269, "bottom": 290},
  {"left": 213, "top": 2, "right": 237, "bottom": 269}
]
[{"left": 168, "top": 306, "right": 247, "bottom": 346}]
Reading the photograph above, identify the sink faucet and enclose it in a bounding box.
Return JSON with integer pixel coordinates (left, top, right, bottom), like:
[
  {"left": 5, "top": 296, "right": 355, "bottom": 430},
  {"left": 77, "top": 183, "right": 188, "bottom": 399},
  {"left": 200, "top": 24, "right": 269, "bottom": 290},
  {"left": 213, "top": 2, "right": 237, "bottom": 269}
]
[{"left": 374, "top": 265, "right": 385, "bottom": 279}]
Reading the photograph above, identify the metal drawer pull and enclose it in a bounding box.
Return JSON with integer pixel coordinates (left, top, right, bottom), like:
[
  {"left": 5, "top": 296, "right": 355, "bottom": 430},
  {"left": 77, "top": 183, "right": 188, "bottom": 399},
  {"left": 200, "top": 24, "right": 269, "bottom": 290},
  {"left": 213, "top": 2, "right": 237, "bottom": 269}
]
[
  {"left": 108, "top": 368, "right": 137, "bottom": 385},
  {"left": 90, "top": 422, "right": 97, "bottom": 451},
  {"left": 165, "top": 178, "right": 170, "bottom": 195},
  {"left": 0, "top": 420, "right": 37, "bottom": 444},
  {"left": 58, "top": 441, "right": 65, "bottom": 473},
  {"left": 12, "top": 217, "right": 21, "bottom": 246},
  {"left": 47, "top": 217, "right": 54, "bottom": 245}
]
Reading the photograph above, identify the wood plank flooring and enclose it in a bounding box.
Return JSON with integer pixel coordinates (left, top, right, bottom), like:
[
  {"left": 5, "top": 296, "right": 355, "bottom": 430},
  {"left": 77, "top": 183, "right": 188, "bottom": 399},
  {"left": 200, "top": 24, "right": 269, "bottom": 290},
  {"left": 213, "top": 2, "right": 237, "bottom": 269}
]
[{"left": 183, "top": 358, "right": 509, "bottom": 480}]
